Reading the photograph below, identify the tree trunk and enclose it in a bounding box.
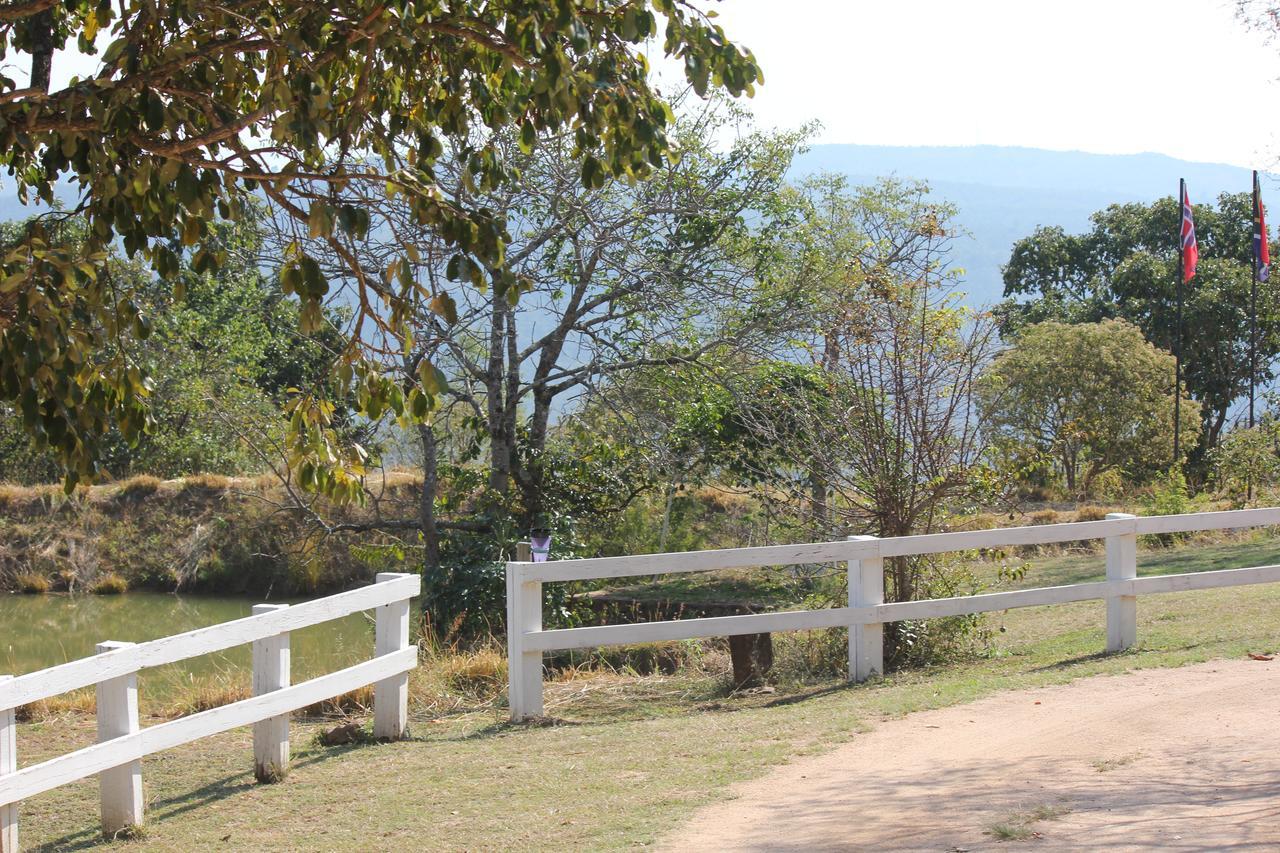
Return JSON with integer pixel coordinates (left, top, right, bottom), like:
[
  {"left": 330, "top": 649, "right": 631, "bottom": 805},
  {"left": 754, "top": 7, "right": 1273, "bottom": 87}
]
[
  {"left": 418, "top": 423, "right": 440, "bottom": 571},
  {"left": 29, "top": 11, "right": 53, "bottom": 94},
  {"left": 486, "top": 300, "right": 510, "bottom": 494}
]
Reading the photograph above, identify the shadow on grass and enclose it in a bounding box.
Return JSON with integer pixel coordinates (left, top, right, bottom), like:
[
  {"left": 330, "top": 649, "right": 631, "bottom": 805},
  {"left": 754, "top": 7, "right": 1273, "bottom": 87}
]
[{"left": 29, "top": 745, "right": 378, "bottom": 851}]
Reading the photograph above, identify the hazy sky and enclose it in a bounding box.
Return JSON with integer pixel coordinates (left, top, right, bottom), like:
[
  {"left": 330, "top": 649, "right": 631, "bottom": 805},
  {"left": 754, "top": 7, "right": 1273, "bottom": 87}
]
[{"left": 706, "top": 0, "right": 1280, "bottom": 168}]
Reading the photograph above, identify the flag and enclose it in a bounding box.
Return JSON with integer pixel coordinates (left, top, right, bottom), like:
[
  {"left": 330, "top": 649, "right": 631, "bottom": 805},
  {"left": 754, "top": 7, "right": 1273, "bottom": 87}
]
[
  {"left": 1181, "top": 181, "right": 1198, "bottom": 282},
  {"left": 1255, "top": 173, "right": 1270, "bottom": 283}
]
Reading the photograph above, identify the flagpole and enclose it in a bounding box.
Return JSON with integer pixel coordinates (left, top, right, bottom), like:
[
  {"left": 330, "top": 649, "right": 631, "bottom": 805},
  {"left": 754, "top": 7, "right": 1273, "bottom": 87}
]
[
  {"left": 1175, "top": 178, "right": 1184, "bottom": 467},
  {"left": 1250, "top": 171, "right": 1259, "bottom": 501}
]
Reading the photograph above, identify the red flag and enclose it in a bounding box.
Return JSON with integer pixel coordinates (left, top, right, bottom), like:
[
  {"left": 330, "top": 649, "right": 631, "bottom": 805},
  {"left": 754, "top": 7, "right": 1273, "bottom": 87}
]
[{"left": 1181, "top": 182, "right": 1198, "bottom": 282}]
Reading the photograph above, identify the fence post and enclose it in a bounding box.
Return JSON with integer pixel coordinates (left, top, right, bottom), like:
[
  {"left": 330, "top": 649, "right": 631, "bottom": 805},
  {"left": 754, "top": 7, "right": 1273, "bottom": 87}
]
[
  {"left": 373, "top": 573, "right": 412, "bottom": 740},
  {"left": 507, "top": 542, "right": 543, "bottom": 721},
  {"left": 1, "top": 676, "right": 16, "bottom": 853},
  {"left": 847, "top": 535, "right": 884, "bottom": 682},
  {"left": 251, "top": 603, "right": 290, "bottom": 782},
  {"left": 1105, "top": 512, "right": 1138, "bottom": 652},
  {"left": 95, "top": 641, "right": 142, "bottom": 837}
]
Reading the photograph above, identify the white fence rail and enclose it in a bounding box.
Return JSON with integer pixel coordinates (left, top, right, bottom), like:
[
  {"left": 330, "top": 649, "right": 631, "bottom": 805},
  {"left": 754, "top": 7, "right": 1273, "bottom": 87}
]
[
  {"left": 506, "top": 509, "right": 1280, "bottom": 720},
  {"left": 0, "top": 571, "right": 420, "bottom": 849}
]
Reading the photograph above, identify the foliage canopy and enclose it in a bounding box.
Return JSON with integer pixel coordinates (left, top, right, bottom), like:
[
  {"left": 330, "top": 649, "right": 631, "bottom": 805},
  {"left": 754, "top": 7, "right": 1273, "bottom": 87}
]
[{"left": 0, "top": 0, "right": 761, "bottom": 491}]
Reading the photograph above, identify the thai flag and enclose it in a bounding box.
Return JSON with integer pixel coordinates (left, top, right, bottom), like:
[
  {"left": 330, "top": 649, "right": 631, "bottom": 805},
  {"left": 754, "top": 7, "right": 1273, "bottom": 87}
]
[{"left": 1181, "top": 181, "right": 1198, "bottom": 283}]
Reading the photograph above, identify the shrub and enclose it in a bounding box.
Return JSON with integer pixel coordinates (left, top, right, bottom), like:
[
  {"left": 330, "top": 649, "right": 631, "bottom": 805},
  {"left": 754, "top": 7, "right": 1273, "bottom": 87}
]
[
  {"left": 14, "top": 572, "right": 49, "bottom": 594},
  {"left": 1030, "top": 509, "right": 1059, "bottom": 526},
  {"left": 90, "top": 573, "right": 128, "bottom": 595},
  {"left": 1210, "top": 423, "right": 1280, "bottom": 504},
  {"left": 1142, "top": 468, "right": 1191, "bottom": 546},
  {"left": 771, "top": 628, "right": 847, "bottom": 684}
]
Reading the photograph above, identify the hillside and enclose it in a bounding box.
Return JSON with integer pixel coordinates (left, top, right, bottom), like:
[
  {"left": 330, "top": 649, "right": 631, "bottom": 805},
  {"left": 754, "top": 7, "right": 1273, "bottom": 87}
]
[{"left": 792, "top": 144, "right": 1272, "bottom": 306}]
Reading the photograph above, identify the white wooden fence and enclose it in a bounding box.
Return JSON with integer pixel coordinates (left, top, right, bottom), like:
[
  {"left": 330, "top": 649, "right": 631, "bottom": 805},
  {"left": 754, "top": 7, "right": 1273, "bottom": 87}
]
[
  {"left": 506, "top": 509, "right": 1280, "bottom": 720},
  {"left": 0, "top": 571, "right": 419, "bottom": 850}
]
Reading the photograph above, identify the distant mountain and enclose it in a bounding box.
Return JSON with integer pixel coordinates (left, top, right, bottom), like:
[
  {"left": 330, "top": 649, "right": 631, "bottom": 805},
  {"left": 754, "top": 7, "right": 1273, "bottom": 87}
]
[
  {"left": 791, "top": 144, "right": 1270, "bottom": 307},
  {"left": 4, "top": 145, "right": 1265, "bottom": 310}
]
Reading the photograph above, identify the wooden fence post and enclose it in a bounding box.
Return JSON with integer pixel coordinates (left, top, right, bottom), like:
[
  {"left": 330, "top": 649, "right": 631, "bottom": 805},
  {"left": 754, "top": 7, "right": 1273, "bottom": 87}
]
[
  {"left": 1, "top": 676, "right": 17, "bottom": 853},
  {"left": 847, "top": 535, "right": 884, "bottom": 682},
  {"left": 95, "top": 641, "right": 142, "bottom": 837},
  {"left": 507, "top": 543, "right": 543, "bottom": 721},
  {"left": 251, "top": 604, "right": 290, "bottom": 782},
  {"left": 1105, "top": 512, "right": 1138, "bottom": 652},
  {"left": 373, "top": 573, "right": 412, "bottom": 740}
]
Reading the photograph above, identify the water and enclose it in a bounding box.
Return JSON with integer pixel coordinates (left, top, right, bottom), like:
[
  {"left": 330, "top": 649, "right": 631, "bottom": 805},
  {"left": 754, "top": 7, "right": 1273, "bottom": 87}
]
[{"left": 0, "top": 592, "right": 378, "bottom": 703}]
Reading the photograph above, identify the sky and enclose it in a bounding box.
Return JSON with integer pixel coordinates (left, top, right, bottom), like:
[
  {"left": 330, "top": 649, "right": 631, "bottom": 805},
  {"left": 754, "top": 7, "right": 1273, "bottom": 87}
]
[
  {"left": 701, "top": 0, "right": 1280, "bottom": 169},
  {"left": 20, "top": 0, "right": 1280, "bottom": 170}
]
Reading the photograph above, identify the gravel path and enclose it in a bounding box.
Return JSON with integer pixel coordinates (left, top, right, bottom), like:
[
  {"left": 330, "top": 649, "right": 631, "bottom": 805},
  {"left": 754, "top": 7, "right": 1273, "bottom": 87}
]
[{"left": 663, "top": 659, "right": 1280, "bottom": 851}]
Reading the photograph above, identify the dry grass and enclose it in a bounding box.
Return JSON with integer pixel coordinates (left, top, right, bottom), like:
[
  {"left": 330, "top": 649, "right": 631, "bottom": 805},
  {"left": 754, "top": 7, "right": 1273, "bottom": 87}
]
[
  {"left": 1092, "top": 752, "right": 1142, "bottom": 773},
  {"left": 1074, "top": 505, "right": 1115, "bottom": 522},
  {"left": 115, "top": 475, "right": 163, "bottom": 500},
  {"left": 986, "top": 802, "right": 1071, "bottom": 841},
  {"left": 177, "top": 473, "right": 232, "bottom": 493},
  {"left": 16, "top": 688, "right": 96, "bottom": 722},
  {"left": 433, "top": 646, "right": 508, "bottom": 700},
  {"left": 89, "top": 572, "right": 128, "bottom": 594},
  {"left": 160, "top": 681, "right": 253, "bottom": 716},
  {"left": 13, "top": 571, "right": 50, "bottom": 594}
]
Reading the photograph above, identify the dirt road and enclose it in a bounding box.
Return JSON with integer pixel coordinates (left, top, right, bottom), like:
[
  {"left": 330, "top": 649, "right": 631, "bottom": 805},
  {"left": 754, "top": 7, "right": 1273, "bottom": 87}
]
[{"left": 664, "top": 659, "right": 1280, "bottom": 851}]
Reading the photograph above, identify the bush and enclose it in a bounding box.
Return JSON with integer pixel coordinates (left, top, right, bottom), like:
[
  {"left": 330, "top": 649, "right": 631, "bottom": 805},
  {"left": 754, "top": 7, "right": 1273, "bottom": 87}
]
[
  {"left": 1210, "top": 423, "right": 1280, "bottom": 503},
  {"left": 14, "top": 572, "right": 50, "bottom": 594},
  {"left": 90, "top": 573, "right": 129, "bottom": 595},
  {"left": 771, "top": 628, "right": 847, "bottom": 684},
  {"left": 1142, "top": 468, "right": 1191, "bottom": 546}
]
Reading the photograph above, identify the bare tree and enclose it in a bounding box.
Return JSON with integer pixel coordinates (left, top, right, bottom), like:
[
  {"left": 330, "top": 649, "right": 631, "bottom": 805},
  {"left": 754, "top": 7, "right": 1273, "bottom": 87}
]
[{"left": 268, "top": 100, "right": 808, "bottom": 572}]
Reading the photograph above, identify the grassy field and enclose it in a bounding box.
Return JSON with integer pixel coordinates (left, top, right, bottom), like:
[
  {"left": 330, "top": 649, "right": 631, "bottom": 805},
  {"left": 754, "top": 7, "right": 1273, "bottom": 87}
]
[{"left": 13, "top": 535, "right": 1280, "bottom": 851}]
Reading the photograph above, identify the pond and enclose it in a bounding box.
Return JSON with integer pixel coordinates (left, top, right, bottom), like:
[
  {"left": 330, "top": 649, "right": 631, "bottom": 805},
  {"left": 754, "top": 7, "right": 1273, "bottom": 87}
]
[{"left": 0, "top": 591, "right": 384, "bottom": 705}]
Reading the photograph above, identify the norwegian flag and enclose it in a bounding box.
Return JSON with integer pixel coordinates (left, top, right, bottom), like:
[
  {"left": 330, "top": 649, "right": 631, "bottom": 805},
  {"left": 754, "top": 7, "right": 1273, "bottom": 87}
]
[
  {"left": 1181, "top": 180, "right": 1198, "bottom": 283},
  {"left": 1256, "top": 175, "right": 1271, "bottom": 283}
]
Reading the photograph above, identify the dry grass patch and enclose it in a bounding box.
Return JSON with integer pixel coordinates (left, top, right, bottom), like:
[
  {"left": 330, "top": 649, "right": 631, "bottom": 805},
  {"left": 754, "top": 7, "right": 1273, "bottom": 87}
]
[
  {"left": 987, "top": 803, "right": 1071, "bottom": 841},
  {"left": 89, "top": 572, "right": 128, "bottom": 594},
  {"left": 13, "top": 571, "right": 49, "bottom": 594},
  {"left": 1092, "top": 751, "right": 1142, "bottom": 773},
  {"left": 115, "top": 475, "right": 163, "bottom": 501}
]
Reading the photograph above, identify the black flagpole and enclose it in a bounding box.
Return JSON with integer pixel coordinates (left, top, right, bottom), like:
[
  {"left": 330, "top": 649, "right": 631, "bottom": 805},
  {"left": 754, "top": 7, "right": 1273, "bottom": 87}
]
[
  {"left": 1251, "top": 171, "right": 1260, "bottom": 501},
  {"left": 1175, "top": 178, "right": 1184, "bottom": 467},
  {"left": 1251, "top": 170, "right": 1260, "bottom": 433}
]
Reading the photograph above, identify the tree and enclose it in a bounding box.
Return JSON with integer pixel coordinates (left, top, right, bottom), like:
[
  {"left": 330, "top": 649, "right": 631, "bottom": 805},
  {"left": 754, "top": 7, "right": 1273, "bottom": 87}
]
[
  {"left": 0, "top": 209, "right": 349, "bottom": 481},
  {"left": 997, "top": 194, "right": 1280, "bottom": 457},
  {"left": 282, "top": 101, "right": 798, "bottom": 545},
  {"left": 710, "top": 178, "right": 1000, "bottom": 600},
  {"left": 0, "top": 0, "right": 762, "bottom": 490},
  {"left": 977, "top": 319, "right": 1200, "bottom": 497}
]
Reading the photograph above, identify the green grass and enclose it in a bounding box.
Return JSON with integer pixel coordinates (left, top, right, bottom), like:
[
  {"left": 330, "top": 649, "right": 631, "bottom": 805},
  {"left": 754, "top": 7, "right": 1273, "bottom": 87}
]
[
  {"left": 1000, "top": 530, "right": 1280, "bottom": 590},
  {"left": 15, "top": 570, "right": 1280, "bottom": 851},
  {"left": 597, "top": 566, "right": 800, "bottom": 608}
]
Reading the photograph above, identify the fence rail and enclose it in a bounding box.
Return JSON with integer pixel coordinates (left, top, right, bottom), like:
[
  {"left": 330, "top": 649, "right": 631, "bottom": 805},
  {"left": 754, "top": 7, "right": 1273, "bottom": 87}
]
[
  {"left": 505, "top": 509, "right": 1280, "bottom": 720},
  {"left": 0, "top": 572, "right": 420, "bottom": 850}
]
